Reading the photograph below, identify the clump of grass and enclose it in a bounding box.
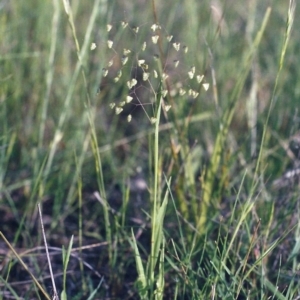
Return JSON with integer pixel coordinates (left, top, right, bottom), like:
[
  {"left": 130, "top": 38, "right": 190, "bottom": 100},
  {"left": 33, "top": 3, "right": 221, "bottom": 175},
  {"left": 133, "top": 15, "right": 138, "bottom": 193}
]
[
  {"left": 0, "top": 0, "right": 299, "bottom": 299},
  {"left": 93, "top": 8, "right": 211, "bottom": 297},
  {"left": 199, "top": 6, "right": 272, "bottom": 233}
]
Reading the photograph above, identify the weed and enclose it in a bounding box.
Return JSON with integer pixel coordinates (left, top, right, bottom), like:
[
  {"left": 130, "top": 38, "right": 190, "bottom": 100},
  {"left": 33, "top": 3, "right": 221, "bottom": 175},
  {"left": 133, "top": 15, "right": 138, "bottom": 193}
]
[{"left": 0, "top": 0, "right": 299, "bottom": 299}]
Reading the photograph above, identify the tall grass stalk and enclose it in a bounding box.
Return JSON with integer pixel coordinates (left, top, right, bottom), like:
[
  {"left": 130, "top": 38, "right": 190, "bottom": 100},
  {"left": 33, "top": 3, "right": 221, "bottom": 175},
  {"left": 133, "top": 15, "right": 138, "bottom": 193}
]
[
  {"left": 75, "top": 155, "right": 86, "bottom": 292},
  {"left": 252, "top": 0, "right": 295, "bottom": 261},
  {"left": 254, "top": 0, "right": 295, "bottom": 179},
  {"left": 44, "top": 0, "right": 105, "bottom": 179},
  {"left": 38, "top": 203, "right": 59, "bottom": 299},
  {"left": 198, "top": 7, "right": 271, "bottom": 234},
  {"left": 245, "top": 0, "right": 259, "bottom": 157},
  {"left": 60, "top": 0, "right": 114, "bottom": 269},
  {"left": 38, "top": 0, "right": 60, "bottom": 148},
  {"left": 89, "top": 115, "right": 113, "bottom": 264},
  {"left": 149, "top": 96, "right": 163, "bottom": 296},
  {"left": 150, "top": 0, "right": 203, "bottom": 223},
  {"left": 131, "top": 97, "right": 170, "bottom": 299}
]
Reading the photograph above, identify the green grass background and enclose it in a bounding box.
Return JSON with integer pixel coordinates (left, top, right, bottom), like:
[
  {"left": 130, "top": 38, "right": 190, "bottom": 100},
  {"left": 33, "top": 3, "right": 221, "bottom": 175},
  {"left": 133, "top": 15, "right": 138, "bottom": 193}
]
[{"left": 1, "top": 0, "right": 300, "bottom": 299}]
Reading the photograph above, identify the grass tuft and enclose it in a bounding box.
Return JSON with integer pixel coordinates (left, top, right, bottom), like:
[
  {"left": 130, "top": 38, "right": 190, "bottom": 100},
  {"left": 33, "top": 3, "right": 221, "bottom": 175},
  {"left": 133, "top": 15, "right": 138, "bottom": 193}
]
[{"left": 1, "top": 0, "right": 299, "bottom": 299}]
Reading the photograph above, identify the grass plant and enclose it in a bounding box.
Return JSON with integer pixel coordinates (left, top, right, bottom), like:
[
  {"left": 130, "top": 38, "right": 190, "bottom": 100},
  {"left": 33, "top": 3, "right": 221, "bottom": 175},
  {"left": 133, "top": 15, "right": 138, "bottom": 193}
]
[{"left": 0, "top": 0, "right": 299, "bottom": 299}]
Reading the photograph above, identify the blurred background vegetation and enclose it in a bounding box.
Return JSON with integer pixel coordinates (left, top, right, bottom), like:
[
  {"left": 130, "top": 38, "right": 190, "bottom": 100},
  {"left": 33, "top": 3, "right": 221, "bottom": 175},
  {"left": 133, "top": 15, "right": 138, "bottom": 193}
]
[{"left": 1, "top": 0, "right": 300, "bottom": 299}]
